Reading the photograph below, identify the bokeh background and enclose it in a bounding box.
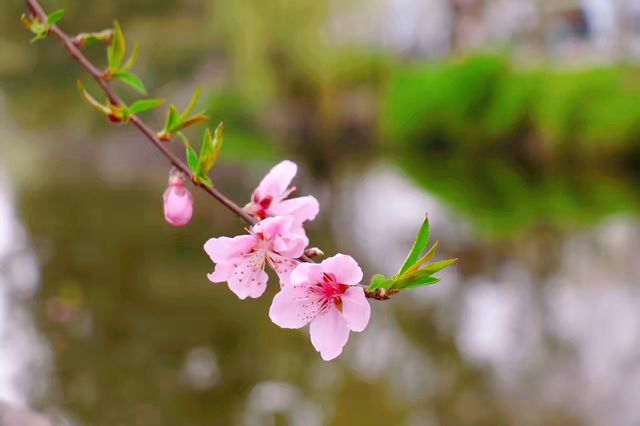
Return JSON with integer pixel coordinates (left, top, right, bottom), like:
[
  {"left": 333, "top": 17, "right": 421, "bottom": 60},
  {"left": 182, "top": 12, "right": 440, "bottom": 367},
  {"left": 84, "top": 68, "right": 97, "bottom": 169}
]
[{"left": 2, "top": 0, "right": 640, "bottom": 425}]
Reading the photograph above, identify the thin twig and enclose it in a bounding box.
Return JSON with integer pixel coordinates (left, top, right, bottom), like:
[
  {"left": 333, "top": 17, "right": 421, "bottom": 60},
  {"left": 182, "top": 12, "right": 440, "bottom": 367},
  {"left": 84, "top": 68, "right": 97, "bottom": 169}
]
[
  {"left": 26, "top": 0, "right": 257, "bottom": 225},
  {"left": 24, "top": 0, "right": 388, "bottom": 299}
]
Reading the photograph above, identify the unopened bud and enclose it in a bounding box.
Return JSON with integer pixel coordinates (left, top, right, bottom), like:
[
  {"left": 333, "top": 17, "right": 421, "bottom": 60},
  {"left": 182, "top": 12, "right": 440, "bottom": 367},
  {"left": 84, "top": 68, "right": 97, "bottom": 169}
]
[
  {"left": 163, "top": 169, "right": 193, "bottom": 227},
  {"left": 304, "top": 247, "right": 324, "bottom": 258}
]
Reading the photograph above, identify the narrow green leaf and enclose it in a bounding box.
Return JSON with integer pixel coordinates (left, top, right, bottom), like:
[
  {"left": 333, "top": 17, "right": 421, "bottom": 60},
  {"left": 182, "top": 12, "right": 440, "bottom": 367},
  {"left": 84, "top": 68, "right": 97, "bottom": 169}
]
[
  {"left": 196, "top": 128, "right": 215, "bottom": 176},
  {"left": 402, "top": 276, "right": 440, "bottom": 290},
  {"left": 27, "top": 19, "right": 47, "bottom": 43},
  {"left": 210, "top": 122, "right": 224, "bottom": 169},
  {"left": 30, "top": 32, "right": 47, "bottom": 43},
  {"left": 31, "top": 19, "right": 46, "bottom": 34},
  {"left": 112, "top": 72, "right": 147, "bottom": 95},
  {"left": 122, "top": 42, "right": 139, "bottom": 72},
  {"left": 176, "top": 113, "right": 208, "bottom": 131},
  {"left": 367, "top": 274, "right": 392, "bottom": 292},
  {"left": 420, "top": 258, "right": 458, "bottom": 276},
  {"left": 46, "top": 9, "right": 65, "bottom": 26},
  {"left": 187, "top": 147, "right": 198, "bottom": 174},
  {"left": 196, "top": 123, "right": 224, "bottom": 178},
  {"left": 107, "top": 21, "right": 125, "bottom": 71},
  {"left": 127, "top": 99, "right": 164, "bottom": 115},
  {"left": 178, "top": 133, "right": 199, "bottom": 174},
  {"left": 392, "top": 270, "right": 441, "bottom": 289},
  {"left": 165, "top": 105, "right": 181, "bottom": 133},
  {"left": 77, "top": 80, "right": 111, "bottom": 115},
  {"left": 398, "top": 215, "right": 430, "bottom": 275},
  {"left": 181, "top": 89, "right": 202, "bottom": 121},
  {"left": 404, "top": 241, "right": 439, "bottom": 275}
]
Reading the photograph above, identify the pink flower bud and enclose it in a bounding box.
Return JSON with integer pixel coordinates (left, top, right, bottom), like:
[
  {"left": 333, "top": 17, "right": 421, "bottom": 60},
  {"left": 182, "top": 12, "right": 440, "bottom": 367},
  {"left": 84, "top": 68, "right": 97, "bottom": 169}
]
[{"left": 163, "top": 169, "right": 193, "bottom": 227}]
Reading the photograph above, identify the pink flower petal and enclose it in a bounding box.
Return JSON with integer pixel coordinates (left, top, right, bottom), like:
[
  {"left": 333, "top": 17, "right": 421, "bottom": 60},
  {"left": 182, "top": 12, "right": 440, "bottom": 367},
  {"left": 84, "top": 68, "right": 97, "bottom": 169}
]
[
  {"left": 254, "top": 216, "right": 293, "bottom": 240},
  {"left": 270, "top": 196, "right": 319, "bottom": 225},
  {"left": 290, "top": 263, "right": 323, "bottom": 286},
  {"left": 321, "top": 254, "right": 363, "bottom": 286},
  {"left": 310, "top": 307, "right": 350, "bottom": 361},
  {"left": 341, "top": 287, "right": 371, "bottom": 332},
  {"left": 272, "top": 233, "right": 308, "bottom": 259},
  {"left": 207, "top": 263, "right": 234, "bottom": 283},
  {"left": 204, "top": 235, "right": 256, "bottom": 263},
  {"left": 268, "top": 255, "right": 300, "bottom": 287},
  {"left": 227, "top": 253, "right": 268, "bottom": 299},
  {"left": 254, "top": 160, "right": 297, "bottom": 201},
  {"left": 269, "top": 286, "right": 319, "bottom": 329}
]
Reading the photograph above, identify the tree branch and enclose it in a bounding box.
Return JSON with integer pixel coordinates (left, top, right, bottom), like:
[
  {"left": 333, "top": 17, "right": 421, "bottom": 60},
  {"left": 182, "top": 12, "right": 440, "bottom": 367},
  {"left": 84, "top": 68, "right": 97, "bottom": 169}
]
[
  {"left": 26, "top": 0, "right": 257, "bottom": 225},
  {"left": 24, "top": 0, "right": 391, "bottom": 299}
]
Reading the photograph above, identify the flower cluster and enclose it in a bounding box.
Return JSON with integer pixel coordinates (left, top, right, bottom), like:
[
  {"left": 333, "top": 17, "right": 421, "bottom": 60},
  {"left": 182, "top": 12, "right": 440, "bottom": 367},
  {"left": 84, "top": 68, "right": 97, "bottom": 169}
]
[
  {"left": 203, "top": 161, "right": 370, "bottom": 360},
  {"left": 22, "top": 3, "right": 456, "bottom": 362}
]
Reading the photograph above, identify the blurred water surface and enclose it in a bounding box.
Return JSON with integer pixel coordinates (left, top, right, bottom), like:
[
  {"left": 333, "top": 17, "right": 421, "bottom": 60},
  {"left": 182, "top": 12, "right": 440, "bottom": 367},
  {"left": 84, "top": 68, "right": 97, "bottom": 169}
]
[{"left": 0, "top": 154, "right": 638, "bottom": 426}]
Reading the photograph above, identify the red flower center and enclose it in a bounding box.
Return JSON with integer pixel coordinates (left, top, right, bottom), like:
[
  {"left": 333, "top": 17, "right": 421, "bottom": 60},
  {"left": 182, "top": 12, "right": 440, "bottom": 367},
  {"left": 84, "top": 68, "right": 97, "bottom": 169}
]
[
  {"left": 316, "top": 273, "right": 348, "bottom": 310},
  {"left": 251, "top": 195, "right": 273, "bottom": 219}
]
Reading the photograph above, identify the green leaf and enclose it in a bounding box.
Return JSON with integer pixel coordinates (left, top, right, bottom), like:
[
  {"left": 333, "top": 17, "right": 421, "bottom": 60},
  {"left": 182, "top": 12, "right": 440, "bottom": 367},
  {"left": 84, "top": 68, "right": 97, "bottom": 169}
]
[
  {"left": 178, "top": 133, "right": 199, "bottom": 174},
  {"left": 392, "top": 270, "right": 441, "bottom": 289},
  {"left": 196, "top": 128, "right": 214, "bottom": 175},
  {"left": 398, "top": 215, "right": 430, "bottom": 275},
  {"left": 161, "top": 90, "right": 209, "bottom": 136},
  {"left": 112, "top": 72, "right": 147, "bottom": 95},
  {"left": 127, "top": 99, "right": 164, "bottom": 115},
  {"left": 30, "top": 19, "right": 45, "bottom": 33},
  {"left": 187, "top": 147, "right": 198, "bottom": 174},
  {"left": 196, "top": 123, "right": 224, "bottom": 178},
  {"left": 77, "top": 80, "right": 111, "bottom": 115},
  {"left": 420, "top": 258, "right": 457, "bottom": 276},
  {"left": 178, "top": 113, "right": 208, "bottom": 131},
  {"left": 367, "top": 274, "right": 392, "bottom": 292},
  {"left": 30, "top": 32, "right": 47, "bottom": 43},
  {"left": 402, "top": 276, "right": 440, "bottom": 290},
  {"left": 165, "top": 105, "right": 181, "bottom": 133},
  {"left": 107, "top": 21, "right": 125, "bottom": 71},
  {"left": 210, "top": 122, "right": 224, "bottom": 169},
  {"left": 27, "top": 18, "right": 48, "bottom": 43},
  {"left": 181, "top": 88, "right": 202, "bottom": 120},
  {"left": 122, "top": 42, "right": 139, "bottom": 72},
  {"left": 46, "top": 9, "right": 65, "bottom": 26},
  {"left": 404, "top": 240, "right": 439, "bottom": 275}
]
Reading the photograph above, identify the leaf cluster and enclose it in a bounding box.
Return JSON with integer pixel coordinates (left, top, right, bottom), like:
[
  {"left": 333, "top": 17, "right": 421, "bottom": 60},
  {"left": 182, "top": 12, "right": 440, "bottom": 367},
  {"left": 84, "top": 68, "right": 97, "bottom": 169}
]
[
  {"left": 367, "top": 216, "right": 457, "bottom": 293},
  {"left": 182, "top": 123, "right": 224, "bottom": 187},
  {"left": 158, "top": 89, "right": 209, "bottom": 141},
  {"left": 22, "top": 9, "right": 64, "bottom": 42},
  {"left": 105, "top": 22, "right": 146, "bottom": 95},
  {"left": 77, "top": 80, "right": 163, "bottom": 123}
]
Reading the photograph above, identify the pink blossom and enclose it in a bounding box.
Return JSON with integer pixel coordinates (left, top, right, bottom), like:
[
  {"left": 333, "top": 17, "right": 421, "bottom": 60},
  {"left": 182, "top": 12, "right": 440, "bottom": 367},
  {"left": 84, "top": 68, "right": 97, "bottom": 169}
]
[
  {"left": 269, "top": 254, "right": 371, "bottom": 360},
  {"left": 163, "top": 170, "right": 193, "bottom": 227},
  {"left": 204, "top": 216, "right": 308, "bottom": 299},
  {"left": 246, "top": 160, "right": 319, "bottom": 227}
]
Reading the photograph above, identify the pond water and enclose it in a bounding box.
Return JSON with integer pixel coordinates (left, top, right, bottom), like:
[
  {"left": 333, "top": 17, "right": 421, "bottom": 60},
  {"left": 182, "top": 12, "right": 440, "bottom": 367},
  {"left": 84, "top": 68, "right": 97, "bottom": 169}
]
[{"left": 2, "top": 151, "right": 639, "bottom": 426}]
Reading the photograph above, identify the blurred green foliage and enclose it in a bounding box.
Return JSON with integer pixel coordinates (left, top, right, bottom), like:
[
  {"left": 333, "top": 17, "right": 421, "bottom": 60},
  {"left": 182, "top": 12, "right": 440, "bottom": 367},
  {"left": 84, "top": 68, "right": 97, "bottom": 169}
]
[
  {"left": 383, "top": 55, "right": 640, "bottom": 236},
  {"left": 383, "top": 54, "right": 640, "bottom": 156}
]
